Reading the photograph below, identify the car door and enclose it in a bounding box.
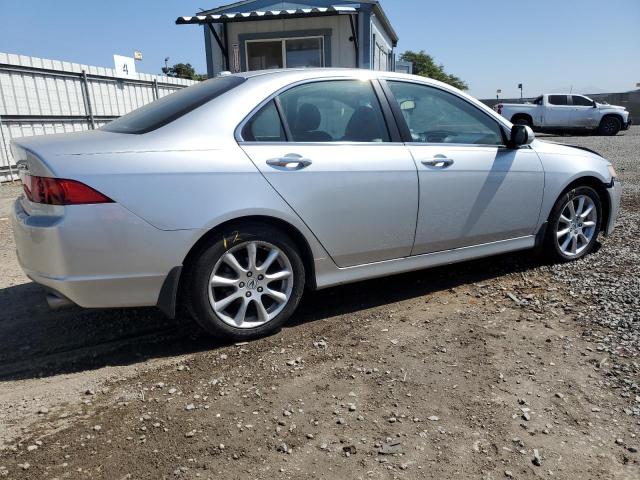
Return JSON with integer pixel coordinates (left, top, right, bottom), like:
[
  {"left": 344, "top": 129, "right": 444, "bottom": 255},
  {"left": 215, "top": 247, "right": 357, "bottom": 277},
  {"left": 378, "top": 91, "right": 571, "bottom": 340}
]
[
  {"left": 239, "top": 79, "right": 419, "bottom": 267},
  {"left": 571, "top": 95, "right": 598, "bottom": 128},
  {"left": 383, "top": 80, "right": 544, "bottom": 255},
  {"left": 545, "top": 95, "right": 573, "bottom": 127}
]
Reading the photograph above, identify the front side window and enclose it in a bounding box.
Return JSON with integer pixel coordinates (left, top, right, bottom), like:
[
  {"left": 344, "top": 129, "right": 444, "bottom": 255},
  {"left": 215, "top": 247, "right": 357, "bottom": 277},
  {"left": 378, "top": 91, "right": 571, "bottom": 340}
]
[
  {"left": 548, "top": 95, "right": 568, "bottom": 106},
  {"left": 277, "top": 80, "right": 390, "bottom": 142},
  {"left": 572, "top": 95, "right": 594, "bottom": 107},
  {"left": 246, "top": 37, "right": 324, "bottom": 71},
  {"left": 387, "top": 81, "right": 504, "bottom": 145}
]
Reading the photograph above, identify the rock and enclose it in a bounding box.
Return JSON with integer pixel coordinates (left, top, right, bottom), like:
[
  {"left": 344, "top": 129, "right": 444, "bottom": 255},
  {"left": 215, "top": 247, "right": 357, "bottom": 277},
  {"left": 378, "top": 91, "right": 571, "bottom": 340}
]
[
  {"left": 93, "top": 425, "right": 102, "bottom": 432},
  {"left": 532, "top": 449, "right": 542, "bottom": 466},
  {"left": 342, "top": 445, "right": 357, "bottom": 456},
  {"left": 185, "top": 404, "right": 195, "bottom": 411},
  {"left": 37, "top": 406, "right": 49, "bottom": 414},
  {"left": 313, "top": 340, "right": 328, "bottom": 349},
  {"left": 18, "top": 463, "right": 30, "bottom": 471},
  {"left": 428, "top": 415, "right": 439, "bottom": 421},
  {"left": 276, "top": 443, "right": 289, "bottom": 453},
  {"left": 616, "top": 438, "right": 624, "bottom": 445},
  {"left": 306, "top": 433, "right": 314, "bottom": 439},
  {"left": 283, "top": 410, "right": 292, "bottom": 417},
  {"left": 168, "top": 388, "right": 177, "bottom": 394},
  {"left": 336, "top": 417, "right": 345, "bottom": 425},
  {"left": 522, "top": 412, "right": 531, "bottom": 421},
  {"left": 505, "top": 471, "right": 513, "bottom": 478},
  {"left": 628, "top": 446, "right": 638, "bottom": 453},
  {"left": 26, "top": 445, "right": 37, "bottom": 452},
  {"left": 185, "top": 430, "right": 195, "bottom": 438},
  {"left": 85, "top": 389, "right": 95, "bottom": 396},
  {"left": 379, "top": 441, "right": 402, "bottom": 455},
  {"left": 388, "top": 417, "right": 397, "bottom": 423}
]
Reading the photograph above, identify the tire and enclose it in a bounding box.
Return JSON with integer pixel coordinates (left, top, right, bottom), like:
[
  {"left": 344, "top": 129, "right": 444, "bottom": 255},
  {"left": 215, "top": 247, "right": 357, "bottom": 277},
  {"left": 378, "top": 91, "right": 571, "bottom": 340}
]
[
  {"left": 512, "top": 116, "right": 532, "bottom": 128},
  {"left": 185, "top": 223, "right": 305, "bottom": 340},
  {"left": 598, "top": 116, "right": 621, "bottom": 136},
  {"left": 544, "top": 186, "right": 602, "bottom": 262}
]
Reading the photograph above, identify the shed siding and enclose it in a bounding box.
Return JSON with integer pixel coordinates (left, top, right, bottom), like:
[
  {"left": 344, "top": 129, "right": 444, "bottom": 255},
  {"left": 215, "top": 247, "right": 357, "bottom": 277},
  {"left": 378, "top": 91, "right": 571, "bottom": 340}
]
[{"left": 227, "top": 16, "right": 356, "bottom": 71}]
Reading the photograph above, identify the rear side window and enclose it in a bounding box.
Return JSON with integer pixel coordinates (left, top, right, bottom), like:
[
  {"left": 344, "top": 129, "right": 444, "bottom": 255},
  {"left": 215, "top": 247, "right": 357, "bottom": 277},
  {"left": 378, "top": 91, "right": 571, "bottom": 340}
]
[
  {"left": 572, "top": 95, "right": 593, "bottom": 106},
  {"left": 102, "top": 76, "right": 245, "bottom": 134},
  {"left": 548, "top": 95, "right": 568, "bottom": 106},
  {"left": 242, "top": 100, "right": 286, "bottom": 142},
  {"left": 278, "top": 80, "right": 390, "bottom": 142}
]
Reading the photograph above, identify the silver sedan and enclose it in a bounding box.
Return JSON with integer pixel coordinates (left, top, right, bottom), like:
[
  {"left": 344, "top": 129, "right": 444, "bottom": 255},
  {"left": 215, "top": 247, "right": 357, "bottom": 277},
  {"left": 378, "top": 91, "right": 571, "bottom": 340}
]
[{"left": 10, "top": 69, "right": 621, "bottom": 340}]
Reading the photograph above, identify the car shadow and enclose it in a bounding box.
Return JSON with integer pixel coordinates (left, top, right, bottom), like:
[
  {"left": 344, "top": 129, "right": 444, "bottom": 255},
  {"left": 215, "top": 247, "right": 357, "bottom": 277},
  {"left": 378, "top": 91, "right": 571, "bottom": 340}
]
[{"left": 0, "top": 251, "right": 547, "bottom": 382}]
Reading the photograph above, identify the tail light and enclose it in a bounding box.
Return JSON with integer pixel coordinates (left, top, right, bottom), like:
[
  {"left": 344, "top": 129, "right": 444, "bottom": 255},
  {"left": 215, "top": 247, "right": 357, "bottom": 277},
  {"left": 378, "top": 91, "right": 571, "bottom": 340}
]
[{"left": 22, "top": 175, "right": 113, "bottom": 205}]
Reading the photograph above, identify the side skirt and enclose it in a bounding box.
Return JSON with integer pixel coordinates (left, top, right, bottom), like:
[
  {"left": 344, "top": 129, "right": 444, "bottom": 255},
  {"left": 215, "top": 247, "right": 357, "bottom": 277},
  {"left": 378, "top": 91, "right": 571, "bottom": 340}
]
[{"left": 314, "top": 236, "right": 536, "bottom": 289}]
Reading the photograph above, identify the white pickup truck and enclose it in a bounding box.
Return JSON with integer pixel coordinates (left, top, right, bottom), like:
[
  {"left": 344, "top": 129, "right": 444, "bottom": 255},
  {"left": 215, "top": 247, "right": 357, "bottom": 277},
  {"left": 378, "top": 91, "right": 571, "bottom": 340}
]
[{"left": 495, "top": 94, "right": 632, "bottom": 136}]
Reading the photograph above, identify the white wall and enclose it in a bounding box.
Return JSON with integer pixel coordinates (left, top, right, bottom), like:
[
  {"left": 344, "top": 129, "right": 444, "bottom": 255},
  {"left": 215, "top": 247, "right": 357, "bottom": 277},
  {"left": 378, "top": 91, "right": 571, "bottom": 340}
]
[
  {"left": 0, "top": 52, "right": 196, "bottom": 181},
  {"left": 371, "top": 15, "right": 393, "bottom": 71}
]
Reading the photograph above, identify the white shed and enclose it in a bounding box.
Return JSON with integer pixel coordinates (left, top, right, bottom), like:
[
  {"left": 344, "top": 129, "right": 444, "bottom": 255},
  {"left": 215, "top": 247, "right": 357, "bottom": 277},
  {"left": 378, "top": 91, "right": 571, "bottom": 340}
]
[{"left": 176, "top": 0, "right": 399, "bottom": 77}]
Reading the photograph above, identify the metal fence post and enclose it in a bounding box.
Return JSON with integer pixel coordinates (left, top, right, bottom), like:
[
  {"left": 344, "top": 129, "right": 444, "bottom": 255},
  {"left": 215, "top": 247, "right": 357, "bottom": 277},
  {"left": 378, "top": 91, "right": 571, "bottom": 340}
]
[
  {"left": 153, "top": 78, "right": 159, "bottom": 100},
  {"left": 81, "top": 70, "right": 96, "bottom": 129},
  {"left": 0, "top": 114, "right": 16, "bottom": 183}
]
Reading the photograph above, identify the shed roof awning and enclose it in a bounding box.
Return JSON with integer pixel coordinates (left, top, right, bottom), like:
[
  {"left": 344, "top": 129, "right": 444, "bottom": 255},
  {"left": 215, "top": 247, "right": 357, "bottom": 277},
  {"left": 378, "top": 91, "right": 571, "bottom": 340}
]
[{"left": 176, "top": 6, "right": 357, "bottom": 25}]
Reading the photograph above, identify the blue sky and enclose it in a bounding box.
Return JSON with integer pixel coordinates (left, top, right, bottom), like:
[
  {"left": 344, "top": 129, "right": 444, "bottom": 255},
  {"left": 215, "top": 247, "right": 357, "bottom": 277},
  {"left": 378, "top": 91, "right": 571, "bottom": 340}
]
[{"left": 1, "top": 0, "right": 639, "bottom": 99}]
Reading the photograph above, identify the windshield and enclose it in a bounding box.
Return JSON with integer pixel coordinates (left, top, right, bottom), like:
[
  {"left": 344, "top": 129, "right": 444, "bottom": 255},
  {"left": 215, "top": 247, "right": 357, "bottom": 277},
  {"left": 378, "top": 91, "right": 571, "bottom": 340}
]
[{"left": 102, "top": 76, "right": 245, "bottom": 134}]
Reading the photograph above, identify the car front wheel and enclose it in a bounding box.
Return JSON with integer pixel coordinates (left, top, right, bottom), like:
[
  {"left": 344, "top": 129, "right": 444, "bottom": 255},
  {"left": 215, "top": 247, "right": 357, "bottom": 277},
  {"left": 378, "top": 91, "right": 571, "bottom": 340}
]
[
  {"left": 186, "top": 223, "right": 305, "bottom": 340},
  {"left": 545, "top": 186, "right": 602, "bottom": 262}
]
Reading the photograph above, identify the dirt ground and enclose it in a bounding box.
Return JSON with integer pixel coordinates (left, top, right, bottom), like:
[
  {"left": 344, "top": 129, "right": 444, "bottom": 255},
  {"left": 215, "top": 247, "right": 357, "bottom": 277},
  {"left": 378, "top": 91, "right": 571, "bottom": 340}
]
[{"left": 0, "top": 129, "right": 638, "bottom": 480}]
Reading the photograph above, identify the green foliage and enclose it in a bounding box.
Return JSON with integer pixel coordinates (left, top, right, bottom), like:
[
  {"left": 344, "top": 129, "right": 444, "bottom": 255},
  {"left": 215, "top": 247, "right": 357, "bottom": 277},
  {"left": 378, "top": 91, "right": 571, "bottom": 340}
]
[
  {"left": 399, "top": 50, "right": 468, "bottom": 91},
  {"left": 162, "top": 63, "right": 206, "bottom": 81}
]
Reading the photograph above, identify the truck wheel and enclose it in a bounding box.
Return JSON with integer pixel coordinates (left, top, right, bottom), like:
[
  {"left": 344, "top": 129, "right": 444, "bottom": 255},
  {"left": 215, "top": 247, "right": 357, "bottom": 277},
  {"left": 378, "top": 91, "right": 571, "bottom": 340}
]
[
  {"left": 512, "top": 116, "right": 532, "bottom": 128},
  {"left": 598, "top": 116, "right": 621, "bottom": 136},
  {"left": 185, "top": 223, "right": 305, "bottom": 341}
]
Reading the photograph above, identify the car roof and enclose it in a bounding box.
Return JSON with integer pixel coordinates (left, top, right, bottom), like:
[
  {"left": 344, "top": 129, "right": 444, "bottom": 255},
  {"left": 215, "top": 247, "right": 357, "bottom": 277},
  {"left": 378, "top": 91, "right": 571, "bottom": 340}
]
[{"left": 228, "top": 68, "right": 429, "bottom": 83}]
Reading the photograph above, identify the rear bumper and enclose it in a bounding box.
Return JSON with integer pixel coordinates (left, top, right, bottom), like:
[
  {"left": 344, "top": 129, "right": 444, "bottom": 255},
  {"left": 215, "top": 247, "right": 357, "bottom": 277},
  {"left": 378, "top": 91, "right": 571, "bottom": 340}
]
[
  {"left": 11, "top": 197, "right": 195, "bottom": 309},
  {"left": 605, "top": 179, "right": 622, "bottom": 236}
]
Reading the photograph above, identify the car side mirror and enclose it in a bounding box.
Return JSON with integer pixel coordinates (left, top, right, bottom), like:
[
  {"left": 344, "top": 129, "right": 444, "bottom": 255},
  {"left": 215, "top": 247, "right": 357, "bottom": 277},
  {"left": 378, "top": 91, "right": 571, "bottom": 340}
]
[
  {"left": 509, "top": 124, "right": 535, "bottom": 147},
  {"left": 592, "top": 100, "right": 597, "bottom": 108}
]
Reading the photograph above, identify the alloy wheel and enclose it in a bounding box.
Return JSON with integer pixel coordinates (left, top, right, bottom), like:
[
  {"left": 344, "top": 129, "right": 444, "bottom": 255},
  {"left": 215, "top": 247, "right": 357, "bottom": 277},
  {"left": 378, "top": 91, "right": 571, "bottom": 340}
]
[
  {"left": 555, "top": 194, "right": 598, "bottom": 257},
  {"left": 208, "top": 241, "right": 293, "bottom": 329}
]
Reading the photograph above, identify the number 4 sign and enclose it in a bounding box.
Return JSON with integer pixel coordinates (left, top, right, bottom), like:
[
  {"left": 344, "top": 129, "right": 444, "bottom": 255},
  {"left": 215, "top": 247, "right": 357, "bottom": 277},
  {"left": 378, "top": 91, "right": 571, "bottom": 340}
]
[{"left": 113, "top": 55, "right": 136, "bottom": 78}]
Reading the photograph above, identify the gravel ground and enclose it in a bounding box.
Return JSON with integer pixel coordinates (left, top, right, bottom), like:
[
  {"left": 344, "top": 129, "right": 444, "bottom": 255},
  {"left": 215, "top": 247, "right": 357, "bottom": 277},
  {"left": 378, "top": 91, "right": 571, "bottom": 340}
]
[{"left": 0, "top": 128, "right": 638, "bottom": 479}]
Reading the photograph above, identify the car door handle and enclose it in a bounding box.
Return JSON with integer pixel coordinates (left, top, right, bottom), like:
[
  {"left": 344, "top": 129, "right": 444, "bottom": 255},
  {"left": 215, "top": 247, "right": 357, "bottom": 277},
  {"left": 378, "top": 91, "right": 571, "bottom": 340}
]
[
  {"left": 421, "top": 157, "right": 454, "bottom": 168},
  {"left": 266, "top": 154, "right": 312, "bottom": 170}
]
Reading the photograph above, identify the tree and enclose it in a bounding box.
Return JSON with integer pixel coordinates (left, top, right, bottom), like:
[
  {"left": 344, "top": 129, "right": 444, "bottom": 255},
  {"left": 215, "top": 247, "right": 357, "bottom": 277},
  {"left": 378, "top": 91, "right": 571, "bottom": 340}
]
[
  {"left": 399, "top": 50, "right": 468, "bottom": 91},
  {"left": 162, "top": 63, "right": 207, "bottom": 81}
]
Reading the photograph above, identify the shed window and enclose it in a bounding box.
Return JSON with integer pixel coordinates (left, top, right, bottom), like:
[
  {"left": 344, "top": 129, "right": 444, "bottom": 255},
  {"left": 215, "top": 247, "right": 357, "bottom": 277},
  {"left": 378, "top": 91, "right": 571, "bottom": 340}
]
[{"left": 246, "top": 37, "right": 324, "bottom": 71}]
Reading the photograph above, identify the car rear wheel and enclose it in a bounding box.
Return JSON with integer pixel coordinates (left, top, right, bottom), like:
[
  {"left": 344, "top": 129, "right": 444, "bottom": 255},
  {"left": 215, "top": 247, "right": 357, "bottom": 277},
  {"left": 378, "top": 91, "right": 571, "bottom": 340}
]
[
  {"left": 186, "top": 223, "right": 305, "bottom": 340},
  {"left": 598, "top": 116, "right": 621, "bottom": 136},
  {"left": 545, "top": 186, "right": 602, "bottom": 262}
]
